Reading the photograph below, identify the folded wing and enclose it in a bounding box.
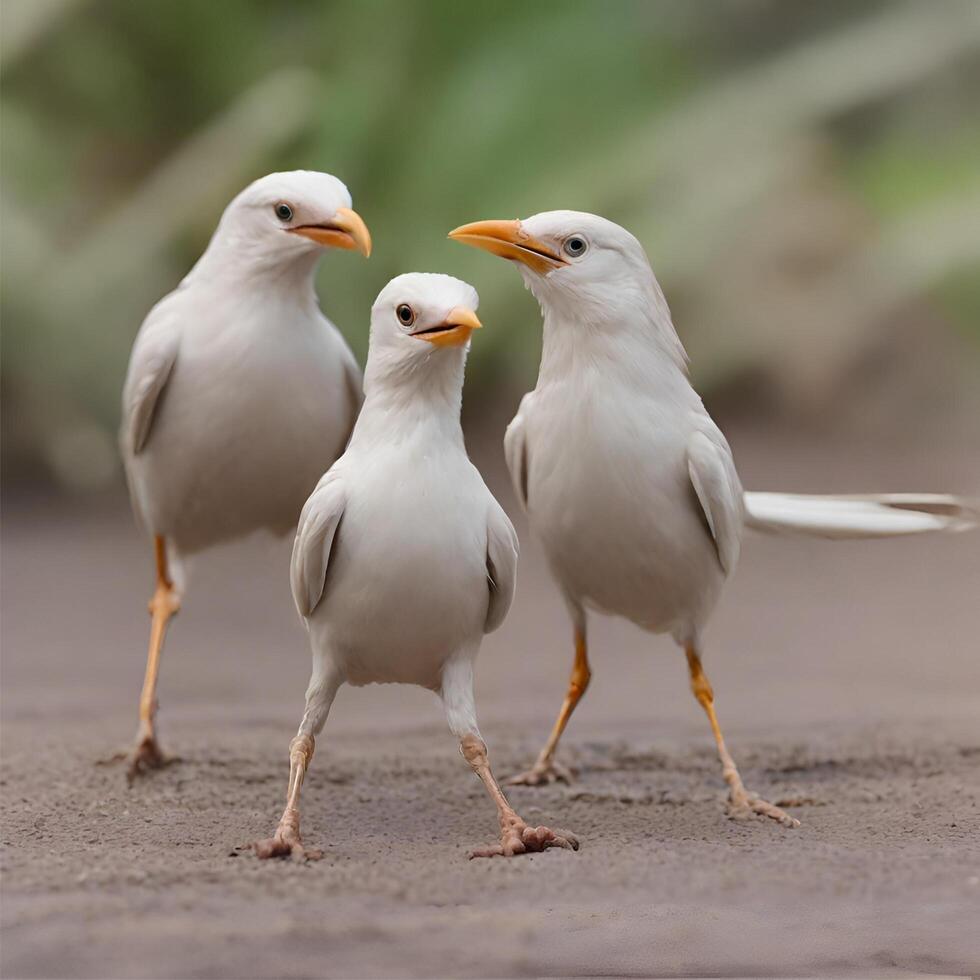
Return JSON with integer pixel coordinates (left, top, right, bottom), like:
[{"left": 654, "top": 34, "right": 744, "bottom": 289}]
[
  {"left": 484, "top": 501, "right": 519, "bottom": 634},
  {"left": 290, "top": 475, "right": 347, "bottom": 618},
  {"left": 687, "top": 429, "right": 744, "bottom": 576},
  {"left": 121, "top": 310, "right": 180, "bottom": 457}
]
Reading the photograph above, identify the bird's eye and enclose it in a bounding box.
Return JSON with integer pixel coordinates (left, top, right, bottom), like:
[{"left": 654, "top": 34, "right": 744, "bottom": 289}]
[
  {"left": 274, "top": 202, "right": 293, "bottom": 222},
  {"left": 396, "top": 304, "right": 416, "bottom": 327},
  {"left": 563, "top": 235, "right": 588, "bottom": 258}
]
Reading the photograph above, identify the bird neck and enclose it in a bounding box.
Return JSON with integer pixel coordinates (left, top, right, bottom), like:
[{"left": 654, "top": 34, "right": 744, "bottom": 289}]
[
  {"left": 183, "top": 234, "right": 322, "bottom": 305},
  {"left": 355, "top": 348, "right": 467, "bottom": 448},
  {"left": 535, "top": 288, "right": 690, "bottom": 394}
]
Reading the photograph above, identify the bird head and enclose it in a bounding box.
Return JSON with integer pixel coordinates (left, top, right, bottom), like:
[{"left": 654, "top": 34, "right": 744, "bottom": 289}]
[
  {"left": 215, "top": 170, "right": 371, "bottom": 260},
  {"left": 449, "top": 210, "right": 655, "bottom": 322},
  {"left": 364, "top": 273, "right": 481, "bottom": 396},
  {"left": 449, "top": 210, "right": 687, "bottom": 369},
  {"left": 371, "top": 273, "right": 481, "bottom": 354}
]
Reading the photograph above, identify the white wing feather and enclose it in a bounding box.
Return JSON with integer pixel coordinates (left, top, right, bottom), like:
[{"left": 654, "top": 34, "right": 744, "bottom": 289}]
[
  {"left": 121, "top": 310, "right": 180, "bottom": 456},
  {"left": 743, "top": 492, "right": 980, "bottom": 538},
  {"left": 687, "top": 430, "right": 744, "bottom": 576},
  {"left": 484, "top": 501, "right": 519, "bottom": 634},
  {"left": 290, "top": 475, "right": 347, "bottom": 618}
]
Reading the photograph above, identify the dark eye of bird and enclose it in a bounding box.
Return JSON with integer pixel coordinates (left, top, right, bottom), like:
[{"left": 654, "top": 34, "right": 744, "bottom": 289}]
[
  {"left": 397, "top": 304, "right": 416, "bottom": 326},
  {"left": 563, "top": 236, "right": 587, "bottom": 257},
  {"left": 275, "top": 202, "right": 293, "bottom": 221}
]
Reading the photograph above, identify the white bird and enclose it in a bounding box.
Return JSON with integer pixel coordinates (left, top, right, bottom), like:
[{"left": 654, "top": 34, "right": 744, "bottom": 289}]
[
  {"left": 118, "top": 171, "right": 371, "bottom": 781},
  {"left": 450, "top": 212, "right": 979, "bottom": 826},
  {"left": 252, "top": 273, "right": 577, "bottom": 861}
]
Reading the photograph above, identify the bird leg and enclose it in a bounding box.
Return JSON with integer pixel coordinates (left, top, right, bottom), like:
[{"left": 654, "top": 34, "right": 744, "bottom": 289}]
[
  {"left": 253, "top": 658, "right": 339, "bottom": 861},
  {"left": 115, "top": 536, "right": 181, "bottom": 782},
  {"left": 253, "top": 734, "right": 323, "bottom": 861},
  {"left": 685, "top": 645, "right": 799, "bottom": 828},
  {"left": 463, "top": 734, "right": 579, "bottom": 858},
  {"left": 508, "top": 624, "right": 590, "bottom": 786}
]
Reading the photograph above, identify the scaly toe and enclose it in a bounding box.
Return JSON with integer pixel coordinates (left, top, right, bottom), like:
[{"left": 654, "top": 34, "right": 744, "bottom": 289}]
[
  {"left": 470, "top": 823, "right": 579, "bottom": 859},
  {"left": 469, "top": 841, "right": 528, "bottom": 859},
  {"left": 252, "top": 834, "right": 322, "bottom": 861},
  {"left": 727, "top": 792, "right": 800, "bottom": 828},
  {"left": 552, "top": 828, "right": 580, "bottom": 850},
  {"left": 506, "top": 761, "right": 573, "bottom": 787},
  {"left": 124, "top": 738, "right": 179, "bottom": 783},
  {"left": 522, "top": 824, "right": 579, "bottom": 852}
]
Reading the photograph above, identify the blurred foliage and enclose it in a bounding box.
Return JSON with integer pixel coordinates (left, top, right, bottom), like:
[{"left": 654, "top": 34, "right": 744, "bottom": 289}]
[{"left": 2, "top": 0, "right": 979, "bottom": 490}]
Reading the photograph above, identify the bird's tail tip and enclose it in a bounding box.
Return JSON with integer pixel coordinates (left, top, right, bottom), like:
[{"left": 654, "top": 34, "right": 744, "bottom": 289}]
[{"left": 743, "top": 491, "right": 980, "bottom": 539}]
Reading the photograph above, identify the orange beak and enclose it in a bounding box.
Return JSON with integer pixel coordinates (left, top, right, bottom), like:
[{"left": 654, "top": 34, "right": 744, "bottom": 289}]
[
  {"left": 411, "top": 306, "right": 482, "bottom": 347},
  {"left": 288, "top": 207, "right": 372, "bottom": 257},
  {"left": 448, "top": 219, "right": 566, "bottom": 274}
]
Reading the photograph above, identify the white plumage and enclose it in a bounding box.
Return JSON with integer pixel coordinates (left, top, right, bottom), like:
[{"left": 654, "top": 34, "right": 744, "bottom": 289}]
[
  {"left": 253, "top": 273, "right": 577, "bottom": 861},
  {"left": 450, "top": 210, "right": 978, "bottom": 825},
  {"left": 117, "top": 171, "right": 370, "bottom": 779},
  {"left": 743, "top": 492, "right": 979, "bottom": 538}
]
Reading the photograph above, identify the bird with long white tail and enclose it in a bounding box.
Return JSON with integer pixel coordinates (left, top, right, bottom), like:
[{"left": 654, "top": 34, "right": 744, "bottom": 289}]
[
  {"left": 117, "top": 171, "right": 371, "bottom": 781},
  {"left": 252, "top": 273, "right": 577, "bottom": 861},
  {"left": 450, "top": 211, "right": 979, "bottom": 826}
]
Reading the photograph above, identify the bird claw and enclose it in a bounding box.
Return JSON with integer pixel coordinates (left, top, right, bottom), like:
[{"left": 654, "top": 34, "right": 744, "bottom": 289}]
[
  {"left": 727, "top": 789, "right": 800, "bottom": 828},
  {"left": 506, "top": 759, "right": 574, "bottom": 787},
  {"left": 252, "top": 831, "right": 323, "bottom": 862},
  {"left": 125, "top": 736, "right": 179, "bottom": 784},
  {"left": 469, "top": 823, "right": 579, "bottom": 859},
  {"left": 97, "top": 737, "right": 179, "bottom": 783}
]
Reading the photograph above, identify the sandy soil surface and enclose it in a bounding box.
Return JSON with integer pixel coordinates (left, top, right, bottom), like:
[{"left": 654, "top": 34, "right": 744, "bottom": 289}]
[{"left": 2, "top": 430, "right": 979, "bottom": 979}]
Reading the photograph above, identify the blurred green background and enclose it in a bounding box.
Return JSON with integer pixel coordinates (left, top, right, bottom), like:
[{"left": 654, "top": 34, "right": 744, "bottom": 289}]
[{"left": 3, "top": 0, "right": 979, "bottom": 493}]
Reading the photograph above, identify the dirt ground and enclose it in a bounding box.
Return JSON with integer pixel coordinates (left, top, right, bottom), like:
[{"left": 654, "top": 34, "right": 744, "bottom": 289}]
[{"left": 2, "top": 429, "right": 979, "bottom": 979}]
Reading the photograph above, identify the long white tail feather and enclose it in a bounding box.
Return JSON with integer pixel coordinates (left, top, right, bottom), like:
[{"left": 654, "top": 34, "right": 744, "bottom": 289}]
[{"left": 743, "top": 492, "right": 980, "bottom": 539}]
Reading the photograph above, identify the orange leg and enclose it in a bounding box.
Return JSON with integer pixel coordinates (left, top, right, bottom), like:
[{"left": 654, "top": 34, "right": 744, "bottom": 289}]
[
  {"left": 685, "top": 645, "right": 799, "bottom": 828},
  {"left": 128, "top": 536, "right": 181, "bottom": 781},
  {"left": 508, "top": 624, "right": 591, "bottom": 786}
]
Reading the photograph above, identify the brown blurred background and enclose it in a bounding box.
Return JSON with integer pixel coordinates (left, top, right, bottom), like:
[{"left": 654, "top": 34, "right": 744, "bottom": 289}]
[{"left": 2, "top": 0, "right": 980, "bottom": 494}]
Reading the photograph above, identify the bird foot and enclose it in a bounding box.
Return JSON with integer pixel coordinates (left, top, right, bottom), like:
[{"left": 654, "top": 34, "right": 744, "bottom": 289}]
[
  {"left": 469, "top": 817, "right": 579, "bottom": 859},
  {"left": 727, "top": 787, "right": 800, "bottom": 828},
  {"left": 252, "top": 827, "right": 323, "bottom": 863},
  {"left": 506, "top": 758, "right": 573, "bottom": 786},
  {"left": 97, "top": 736, "right": 179, "bottom": 783},
  {"left": 126, "top": 735, "right": 179, "bottom": 784}
]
